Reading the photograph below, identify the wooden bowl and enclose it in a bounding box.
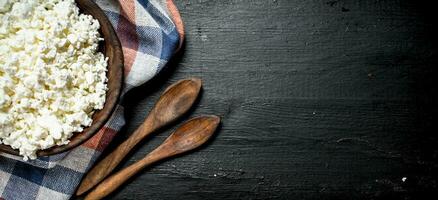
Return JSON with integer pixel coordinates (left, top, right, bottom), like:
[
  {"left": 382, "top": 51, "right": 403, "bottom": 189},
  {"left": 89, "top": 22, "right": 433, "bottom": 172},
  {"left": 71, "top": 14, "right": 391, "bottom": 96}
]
[{"left": 0, "top": 0, "right": 124, "bottom": 157}]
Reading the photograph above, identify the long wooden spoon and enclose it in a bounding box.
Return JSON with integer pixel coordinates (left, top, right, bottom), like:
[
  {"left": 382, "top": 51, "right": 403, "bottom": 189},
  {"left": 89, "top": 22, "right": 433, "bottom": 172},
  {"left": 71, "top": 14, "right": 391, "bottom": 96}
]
[
  {"left": 76, "top": 78, "right": 202, "bottom": 195},
  {"left": 84, "top": 115, "right": 220, "bottom": 200}
]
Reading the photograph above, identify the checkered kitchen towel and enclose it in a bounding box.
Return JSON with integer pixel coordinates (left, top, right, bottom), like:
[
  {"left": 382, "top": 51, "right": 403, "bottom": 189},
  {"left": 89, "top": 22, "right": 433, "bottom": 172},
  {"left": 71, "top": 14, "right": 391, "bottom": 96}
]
[{"left": 0, "top": 0, "right": 184, "bottom": 199}]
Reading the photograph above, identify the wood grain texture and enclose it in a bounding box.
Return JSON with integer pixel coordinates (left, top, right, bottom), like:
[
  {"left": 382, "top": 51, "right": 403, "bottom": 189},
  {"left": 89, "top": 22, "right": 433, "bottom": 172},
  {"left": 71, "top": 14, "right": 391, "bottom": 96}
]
[
  {"left": 0, "top": 0, "right": 123, "bottom": 157},
  {"left": 77, "top": 0, "right": 437, "bottom": 199},
  {"left": 84, "top": 115, "right": 220, "bottom": 200},
  {"left": 76, "top": 78, "right": 202, "bottom": 195}
]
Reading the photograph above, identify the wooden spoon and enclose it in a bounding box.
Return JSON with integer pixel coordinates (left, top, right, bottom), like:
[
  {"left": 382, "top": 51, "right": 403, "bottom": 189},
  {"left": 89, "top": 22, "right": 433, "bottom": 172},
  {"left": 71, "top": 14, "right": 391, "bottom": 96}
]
[
  {"left": 76, "top": 78, "right": 202, "bottom": 195},
  {"left": 84, "top": 115, "right": 220, "bottom": 200}
]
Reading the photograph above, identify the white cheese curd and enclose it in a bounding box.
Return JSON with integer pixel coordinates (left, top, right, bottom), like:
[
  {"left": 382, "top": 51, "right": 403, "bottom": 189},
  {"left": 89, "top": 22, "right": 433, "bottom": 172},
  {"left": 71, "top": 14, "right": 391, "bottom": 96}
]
[{"left": 0, "top": 0, "right": 108, "bottom": 160}]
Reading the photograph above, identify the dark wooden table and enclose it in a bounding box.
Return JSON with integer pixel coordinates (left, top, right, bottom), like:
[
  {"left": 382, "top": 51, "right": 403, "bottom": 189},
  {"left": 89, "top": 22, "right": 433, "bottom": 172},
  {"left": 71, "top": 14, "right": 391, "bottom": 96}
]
[{"left": 103, "top": 0, "right": 438, "bottom": 199}]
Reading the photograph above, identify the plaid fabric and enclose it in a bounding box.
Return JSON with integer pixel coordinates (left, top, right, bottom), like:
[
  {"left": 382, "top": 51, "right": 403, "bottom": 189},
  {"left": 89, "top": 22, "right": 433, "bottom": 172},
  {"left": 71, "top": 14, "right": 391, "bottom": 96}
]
[{"left": 0, "top": 0, "right": 184, "bottom": 199}]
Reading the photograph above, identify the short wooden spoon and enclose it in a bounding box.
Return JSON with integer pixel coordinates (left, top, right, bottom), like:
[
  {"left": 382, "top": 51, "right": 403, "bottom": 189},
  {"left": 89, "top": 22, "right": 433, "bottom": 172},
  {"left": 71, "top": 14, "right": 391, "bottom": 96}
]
[
  {"left": 76, "top": 78, "right": 202, "bottom": 195},
  {"left": 84, "top": 115, "right": 220, "bottom": 200}
]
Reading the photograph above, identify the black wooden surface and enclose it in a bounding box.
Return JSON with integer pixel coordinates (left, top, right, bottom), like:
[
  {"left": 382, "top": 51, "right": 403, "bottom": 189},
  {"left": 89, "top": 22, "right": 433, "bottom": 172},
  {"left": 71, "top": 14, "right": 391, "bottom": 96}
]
[{"left": 89, "top": 0, "right": 438, "bottom": 199}]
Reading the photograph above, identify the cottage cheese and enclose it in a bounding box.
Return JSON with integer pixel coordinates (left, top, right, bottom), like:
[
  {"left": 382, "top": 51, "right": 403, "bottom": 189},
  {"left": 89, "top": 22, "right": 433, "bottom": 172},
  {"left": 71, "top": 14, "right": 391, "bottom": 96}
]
[{"left": 0, "top": 0, "right": 108, "bottom": 160}]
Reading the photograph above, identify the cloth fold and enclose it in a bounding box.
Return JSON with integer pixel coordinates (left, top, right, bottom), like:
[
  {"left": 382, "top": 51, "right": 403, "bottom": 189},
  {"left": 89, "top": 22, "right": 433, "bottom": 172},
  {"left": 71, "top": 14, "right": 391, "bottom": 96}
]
[{"left": 0, "top": 0, "right": 183, "bottom": 199}]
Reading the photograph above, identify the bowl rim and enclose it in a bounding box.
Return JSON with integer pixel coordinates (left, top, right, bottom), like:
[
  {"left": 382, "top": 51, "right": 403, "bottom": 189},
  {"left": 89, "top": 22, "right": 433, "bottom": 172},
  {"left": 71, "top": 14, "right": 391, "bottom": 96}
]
[{"left": 0, "top": 0, "right": 124, "bottom": 158}]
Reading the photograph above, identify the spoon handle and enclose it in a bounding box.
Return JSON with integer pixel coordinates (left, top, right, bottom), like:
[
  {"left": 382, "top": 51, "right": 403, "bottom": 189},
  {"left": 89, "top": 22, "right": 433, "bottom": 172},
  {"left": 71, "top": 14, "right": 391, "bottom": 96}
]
[
  {"left": 84, "top": 115, "right": 220, "bottom": 200},
  {"left": 77, "top": 120, "right": 154, "bottom": 195},
  {"left": 84, "top": 153, "right": 159, "bottom": 200},
  {"left": 76, "top": 78, "right": 202, "bottom": 196}
]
